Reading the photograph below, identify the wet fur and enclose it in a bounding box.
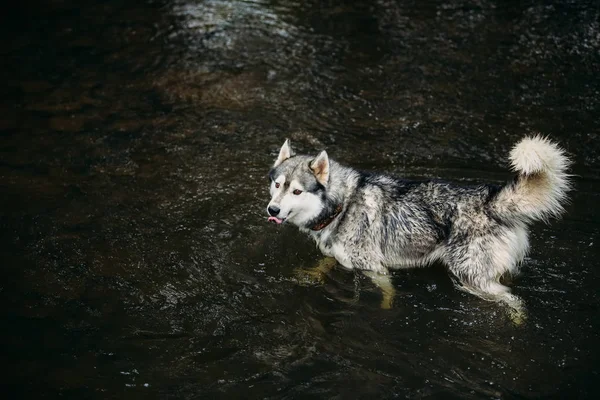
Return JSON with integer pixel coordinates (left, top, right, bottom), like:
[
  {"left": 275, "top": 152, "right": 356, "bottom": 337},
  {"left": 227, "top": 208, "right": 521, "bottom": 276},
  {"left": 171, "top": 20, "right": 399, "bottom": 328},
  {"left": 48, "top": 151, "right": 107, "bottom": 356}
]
[{"left": 267, "top": 136, "right": 571, "bottom": 309}]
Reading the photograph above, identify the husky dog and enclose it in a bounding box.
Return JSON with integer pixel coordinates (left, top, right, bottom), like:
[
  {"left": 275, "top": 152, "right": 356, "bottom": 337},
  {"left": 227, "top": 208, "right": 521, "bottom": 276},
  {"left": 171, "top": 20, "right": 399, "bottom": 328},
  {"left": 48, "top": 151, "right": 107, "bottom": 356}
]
[{"left": 266, "top": 136, "right": 571, "bottom": 312}]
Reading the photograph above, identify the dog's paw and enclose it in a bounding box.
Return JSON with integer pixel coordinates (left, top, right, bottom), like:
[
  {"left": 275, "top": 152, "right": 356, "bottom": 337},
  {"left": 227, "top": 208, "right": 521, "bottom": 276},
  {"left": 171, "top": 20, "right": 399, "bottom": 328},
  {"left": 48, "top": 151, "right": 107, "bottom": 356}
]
[{"left": 507, "top": 306, "right": 528, "bottom": 326}]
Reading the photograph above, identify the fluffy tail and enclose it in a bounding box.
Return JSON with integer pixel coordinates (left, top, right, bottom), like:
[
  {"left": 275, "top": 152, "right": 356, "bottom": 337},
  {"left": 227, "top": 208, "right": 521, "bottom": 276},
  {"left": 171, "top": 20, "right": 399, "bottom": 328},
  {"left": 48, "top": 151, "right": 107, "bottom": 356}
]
[{"left": 493, "top": 135, "right": 572, "bottom": 223}]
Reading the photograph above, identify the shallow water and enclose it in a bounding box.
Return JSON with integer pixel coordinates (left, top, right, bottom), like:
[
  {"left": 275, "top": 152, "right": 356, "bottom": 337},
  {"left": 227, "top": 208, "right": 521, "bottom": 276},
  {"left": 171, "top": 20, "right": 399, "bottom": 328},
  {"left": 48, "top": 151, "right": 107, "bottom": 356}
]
[{"left": 1, "top": 0, "right": 599, "bottom": 398}]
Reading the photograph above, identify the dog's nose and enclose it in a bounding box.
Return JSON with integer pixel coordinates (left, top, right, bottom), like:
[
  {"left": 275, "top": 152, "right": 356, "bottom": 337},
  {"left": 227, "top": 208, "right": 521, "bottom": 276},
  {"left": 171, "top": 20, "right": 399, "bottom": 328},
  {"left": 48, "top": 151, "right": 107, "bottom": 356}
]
[{"left": 268, "top": 206, "right": 280, "bottom": 216}]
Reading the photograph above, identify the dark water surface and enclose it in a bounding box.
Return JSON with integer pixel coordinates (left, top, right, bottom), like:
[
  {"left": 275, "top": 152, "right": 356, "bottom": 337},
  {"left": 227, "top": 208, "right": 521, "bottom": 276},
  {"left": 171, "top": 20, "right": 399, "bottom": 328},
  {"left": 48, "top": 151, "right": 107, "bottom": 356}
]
[{"left": 1, "top": 0, "right": 599, "bottom": 398}]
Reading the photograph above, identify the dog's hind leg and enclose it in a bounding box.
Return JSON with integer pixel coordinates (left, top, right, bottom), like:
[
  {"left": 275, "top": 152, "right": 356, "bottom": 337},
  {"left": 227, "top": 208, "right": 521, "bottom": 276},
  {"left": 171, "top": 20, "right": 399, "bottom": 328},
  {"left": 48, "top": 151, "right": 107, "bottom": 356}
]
[
  {"left": 449, "top": 262, "right": 527, "bottom": 325},
  {"left": 446, "top": 229, "right": 529, "bottom": 324},
  {"left": 364, "top": 271, "right": 396, "bottom": 310},
  {"left": 460, "top": 279, "right": 526, "bottom": 325}
]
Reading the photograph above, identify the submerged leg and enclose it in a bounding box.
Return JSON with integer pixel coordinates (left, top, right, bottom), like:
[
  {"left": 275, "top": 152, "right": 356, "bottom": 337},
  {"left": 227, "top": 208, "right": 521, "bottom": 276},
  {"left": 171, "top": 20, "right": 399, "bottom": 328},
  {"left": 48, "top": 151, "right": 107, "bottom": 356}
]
[
  {"left": 294, "top": 256, "right": 337, "bottom": 286},
  {"left": 364, "top": 271, "right": 396, "bottom": 310},
  {"left": 453, "top": 274, "right": 527, "bottom": 326}
]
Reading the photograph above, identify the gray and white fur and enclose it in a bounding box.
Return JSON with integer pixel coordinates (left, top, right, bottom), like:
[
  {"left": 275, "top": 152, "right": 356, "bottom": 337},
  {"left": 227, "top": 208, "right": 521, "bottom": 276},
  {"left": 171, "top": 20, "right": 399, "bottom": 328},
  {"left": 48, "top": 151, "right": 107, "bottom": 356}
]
[{"left": 266, "top": 136, "right": 571, "bottom": 310}]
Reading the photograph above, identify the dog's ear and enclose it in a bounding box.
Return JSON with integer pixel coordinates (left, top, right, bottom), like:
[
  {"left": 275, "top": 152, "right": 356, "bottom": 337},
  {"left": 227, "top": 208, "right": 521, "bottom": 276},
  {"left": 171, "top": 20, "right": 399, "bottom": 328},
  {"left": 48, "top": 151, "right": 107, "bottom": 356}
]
[
  {"left": 310, "top": 150, "right": 329, "bottom": 186},
  {"left": 273, "top": 139, "right": 292, "bottom": 167}
]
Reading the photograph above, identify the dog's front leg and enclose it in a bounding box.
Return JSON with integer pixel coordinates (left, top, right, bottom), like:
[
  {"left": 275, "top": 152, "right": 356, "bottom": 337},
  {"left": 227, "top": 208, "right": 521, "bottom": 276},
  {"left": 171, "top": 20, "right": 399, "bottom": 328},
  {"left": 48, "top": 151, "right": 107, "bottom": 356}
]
[
  {"left": 363, "top": 271, "right": 396, "bottom": 310},
  {"left": 293, "top": 256, "right": 337, "bottom": 286}
]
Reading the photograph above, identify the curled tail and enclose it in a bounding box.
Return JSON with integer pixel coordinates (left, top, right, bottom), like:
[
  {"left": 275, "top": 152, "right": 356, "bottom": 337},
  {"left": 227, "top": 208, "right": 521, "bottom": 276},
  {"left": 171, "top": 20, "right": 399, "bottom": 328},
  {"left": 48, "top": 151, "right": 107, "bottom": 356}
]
[{"left": 493, "top": 135, "right": 572, "bottom": 223}]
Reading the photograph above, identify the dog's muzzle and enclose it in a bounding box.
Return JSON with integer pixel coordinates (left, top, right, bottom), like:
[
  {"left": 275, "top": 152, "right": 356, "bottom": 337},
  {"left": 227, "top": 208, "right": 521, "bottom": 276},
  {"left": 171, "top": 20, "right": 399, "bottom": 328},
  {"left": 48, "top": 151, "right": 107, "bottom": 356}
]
[{"left": 267, "top": 205, "right": 285, "bottom": 224}]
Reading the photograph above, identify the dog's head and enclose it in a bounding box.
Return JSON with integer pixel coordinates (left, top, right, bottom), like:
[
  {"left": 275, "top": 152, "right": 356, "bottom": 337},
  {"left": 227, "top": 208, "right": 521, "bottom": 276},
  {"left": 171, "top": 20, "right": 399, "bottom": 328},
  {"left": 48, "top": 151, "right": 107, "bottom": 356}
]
[{"left": 266, "top": 140, "right": 329, "bottom": 227}]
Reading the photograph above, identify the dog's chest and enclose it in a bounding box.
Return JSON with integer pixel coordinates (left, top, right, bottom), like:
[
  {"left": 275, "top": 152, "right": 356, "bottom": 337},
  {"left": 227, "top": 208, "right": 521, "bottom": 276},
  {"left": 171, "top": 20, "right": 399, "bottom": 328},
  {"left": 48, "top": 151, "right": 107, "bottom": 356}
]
[{"left": 314, "top": 231, "right": 354, "bottom": 270}]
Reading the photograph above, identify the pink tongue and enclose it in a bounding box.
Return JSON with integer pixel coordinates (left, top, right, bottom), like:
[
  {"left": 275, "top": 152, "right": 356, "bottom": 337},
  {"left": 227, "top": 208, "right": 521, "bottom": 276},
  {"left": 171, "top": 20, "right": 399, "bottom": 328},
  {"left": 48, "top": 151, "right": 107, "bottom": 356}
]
[{"left": 268, "top": 216, "right": 283, "bottom": 224}]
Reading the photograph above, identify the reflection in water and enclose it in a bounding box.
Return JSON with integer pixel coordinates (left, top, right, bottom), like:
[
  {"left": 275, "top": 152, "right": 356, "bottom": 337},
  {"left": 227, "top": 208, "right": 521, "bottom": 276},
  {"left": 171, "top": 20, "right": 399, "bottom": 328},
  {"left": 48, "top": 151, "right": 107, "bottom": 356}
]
[{"left": 0, "top": 0, "right": 599, "bottom": 398}]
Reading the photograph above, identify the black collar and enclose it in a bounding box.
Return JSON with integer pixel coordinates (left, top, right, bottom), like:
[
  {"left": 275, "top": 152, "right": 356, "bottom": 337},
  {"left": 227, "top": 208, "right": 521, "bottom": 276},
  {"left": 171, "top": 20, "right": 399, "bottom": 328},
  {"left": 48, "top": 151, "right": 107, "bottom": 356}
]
[{"left": 310, "top": 204, "right": 344, "bottom": 231}]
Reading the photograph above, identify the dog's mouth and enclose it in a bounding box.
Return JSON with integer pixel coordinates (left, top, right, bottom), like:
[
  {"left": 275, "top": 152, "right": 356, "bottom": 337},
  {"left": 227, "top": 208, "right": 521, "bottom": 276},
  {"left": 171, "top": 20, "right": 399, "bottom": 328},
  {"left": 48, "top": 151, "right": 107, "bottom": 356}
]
[{"left": 267, "top": 216, "right": 285, "bottom": 224}]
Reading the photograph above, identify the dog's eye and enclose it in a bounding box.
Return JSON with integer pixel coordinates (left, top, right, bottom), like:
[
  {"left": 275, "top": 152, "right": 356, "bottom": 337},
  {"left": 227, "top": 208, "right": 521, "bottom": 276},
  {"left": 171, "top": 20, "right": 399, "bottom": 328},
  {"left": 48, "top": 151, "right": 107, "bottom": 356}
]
[
  {"left": 293, "top": 189, "right": 303, "bottom": 195},
  {"left": 275, "top": 182, "right": 280, "bottom": 188}
]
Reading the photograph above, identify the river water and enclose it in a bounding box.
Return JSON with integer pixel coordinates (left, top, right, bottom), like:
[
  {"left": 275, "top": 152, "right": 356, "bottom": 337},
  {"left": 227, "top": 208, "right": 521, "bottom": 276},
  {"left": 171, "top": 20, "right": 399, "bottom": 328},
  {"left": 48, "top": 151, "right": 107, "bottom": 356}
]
[{"left": 1, "top": 0, "right": 599, "bottom": 398}]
